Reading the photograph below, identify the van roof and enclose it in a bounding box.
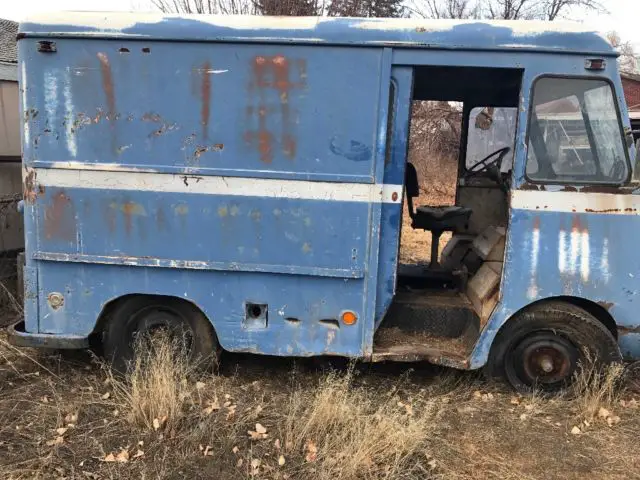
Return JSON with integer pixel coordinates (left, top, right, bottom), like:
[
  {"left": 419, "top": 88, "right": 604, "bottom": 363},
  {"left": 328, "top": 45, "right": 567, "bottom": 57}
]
[{"left": 19, "top": 12, "right": 616, "bottom": 56}]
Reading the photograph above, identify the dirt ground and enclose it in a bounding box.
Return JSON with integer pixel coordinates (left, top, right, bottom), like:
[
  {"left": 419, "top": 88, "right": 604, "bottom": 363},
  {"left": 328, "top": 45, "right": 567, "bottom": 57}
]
[{"left": 1, "top": 330, "right": 640, "bottom": 480}]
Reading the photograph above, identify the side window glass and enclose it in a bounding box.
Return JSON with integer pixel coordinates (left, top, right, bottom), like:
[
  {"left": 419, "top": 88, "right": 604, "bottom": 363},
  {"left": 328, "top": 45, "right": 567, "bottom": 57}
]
[
  {"left": 526, "top": 77, "right": 628, "bottom": 183},
  {"left": 466, "top": 107, "right": 517, "bottom": 173}
]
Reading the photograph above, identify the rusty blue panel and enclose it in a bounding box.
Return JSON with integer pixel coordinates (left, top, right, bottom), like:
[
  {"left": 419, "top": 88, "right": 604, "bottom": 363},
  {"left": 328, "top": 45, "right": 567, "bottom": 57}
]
[
  {"left": 21, "top": 39, "right": 383, "bottom": 183},
  {"left": 35, "top": 261, "right": 368, "bottom": 356},
  {"left": 34, "top": 186, "right": 370, "bottom": 277},
  {"left": 18, "top": 25, "right": 398, "bottom": 359},
  {"left": 471, "top": 207, "right": 640, "bottom": 368}
]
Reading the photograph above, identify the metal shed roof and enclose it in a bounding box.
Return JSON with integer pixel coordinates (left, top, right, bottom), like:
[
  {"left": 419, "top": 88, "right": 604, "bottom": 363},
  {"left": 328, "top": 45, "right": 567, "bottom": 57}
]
[
  {"left": 19, "top": 12, "right": 616, "bottom": 56},
  {"left": 0, "top": 18, "right": 18, "bottom": 82}
]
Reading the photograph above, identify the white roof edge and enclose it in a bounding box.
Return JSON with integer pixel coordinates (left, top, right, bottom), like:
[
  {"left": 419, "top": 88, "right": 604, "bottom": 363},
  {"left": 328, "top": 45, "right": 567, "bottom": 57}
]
[{"left": 20, "top": 11, "right": 601, "bottom": 36}]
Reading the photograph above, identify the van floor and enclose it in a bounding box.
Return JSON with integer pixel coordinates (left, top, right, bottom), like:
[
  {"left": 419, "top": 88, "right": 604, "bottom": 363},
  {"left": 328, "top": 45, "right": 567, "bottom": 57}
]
[
  {"left": 371, "top": 327, "right": 474, "bottom": 368},
  {"left": 372, "top": 283, "right": 480, "bottom": 368}
]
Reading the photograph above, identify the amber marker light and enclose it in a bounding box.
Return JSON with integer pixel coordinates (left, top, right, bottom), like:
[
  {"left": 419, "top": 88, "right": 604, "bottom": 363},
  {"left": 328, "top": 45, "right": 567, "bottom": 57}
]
[{"left": 341, "top": 311, "right": 358, "bottom": 325}]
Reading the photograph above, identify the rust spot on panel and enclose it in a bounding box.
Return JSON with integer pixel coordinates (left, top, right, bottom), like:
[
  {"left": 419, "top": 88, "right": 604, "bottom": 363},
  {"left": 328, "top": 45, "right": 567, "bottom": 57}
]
[
  {"left": 532, "top": 216, "right": 540, "bottom": 230},
  {"left": 581, "top": 185, "right": 634, "bottom": 195},
  {"left": 246, "top": 55, "right": 306, "bottom": 163},
  {"left": 194, "top": 144, "right": 224, "bottom": 159},
  {"left": 571, "top": 215, "right": 583, "bottom": 233},
  {"left": 97, "top": 52, "right": 117, "bottom": 152},
  {"left": 97, "top": 53, "right": 116, "bottom": 123},
  {"left": 201, "top": 61, "right": 211, "bottom": 140},
  {"left": 23, "top": 168, "right": 37, "bottom": 203},
  {"left": 520, "top": 183, "right": 541, "bottom": 191},
  {"left": 585, "top": 208, "right": 627, "bottom": 214},
  {"left": 121, "top": 202, "right": 135, "bottom": 235},
  {"left": 114, "top": 202, "right": 147, "bottom": 235},
  {"left": 561, "top": 185, "right": 578, "bottom": 192},
  {"left": 619, "top": 324, "right": 640, "bottom": 335},
  {"left": 44, "top": 191, "right": 77, "bottom": 241}
]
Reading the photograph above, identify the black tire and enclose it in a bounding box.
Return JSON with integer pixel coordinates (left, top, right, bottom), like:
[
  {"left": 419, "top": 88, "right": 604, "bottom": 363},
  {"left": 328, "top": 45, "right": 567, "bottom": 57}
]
[
  {"left": 486, "top": 301, "right": 621, "bottom": 393},
  {"left": 103, "top": 296, "right": 220, "bottom": 374}
]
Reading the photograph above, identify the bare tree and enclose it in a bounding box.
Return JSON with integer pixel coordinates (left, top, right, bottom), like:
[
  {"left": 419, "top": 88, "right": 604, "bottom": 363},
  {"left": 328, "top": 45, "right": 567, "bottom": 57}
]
[
  {"left": 410, "top": 0, "right": 604, "bottom": 20},
  {"left": 411, "top": 0, "right": 478, "bottom": 19},
  {"left": 607, "top": 31, "right": 638, "bottom": 73},
  {"left": 542, "top": 0, "right": 604, "bottom": 21},
  {"left": 153, "top": 0, "right": 327, "bottom": 15},
  {"left": 328, "top": 0, "right": 405, "bottom": 18},
  {"left": 254, "top": 0, "right": 324, "bottom": 15},
  {"left": 151, "top": 0, "right": 255, "bottom": 14}
]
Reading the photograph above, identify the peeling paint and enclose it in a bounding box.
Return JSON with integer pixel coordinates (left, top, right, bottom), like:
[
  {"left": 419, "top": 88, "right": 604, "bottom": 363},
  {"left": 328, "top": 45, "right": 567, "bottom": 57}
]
[
  {"left": 43, "top": 70, "right": 59, "bottom": 132},
  {"left": 62, "top": 69, "right": 77, "bottom": 158}
]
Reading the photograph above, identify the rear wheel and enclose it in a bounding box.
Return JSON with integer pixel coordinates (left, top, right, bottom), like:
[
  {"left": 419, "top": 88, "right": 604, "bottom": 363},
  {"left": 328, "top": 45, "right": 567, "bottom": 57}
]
[
  {"left": 102, "top": 296, "right": 220, "bottom": 374},
  {"left": 486, "top": 301, "right": 620, "bottom": 393}
]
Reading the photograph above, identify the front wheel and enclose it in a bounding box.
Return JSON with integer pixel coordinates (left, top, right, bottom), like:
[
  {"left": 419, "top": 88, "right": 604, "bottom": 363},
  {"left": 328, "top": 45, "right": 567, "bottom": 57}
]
[
  {"left": 486, "top": 301, "right": 621, "bottom": 393},
  {"left": 102, "top": 296, "right": 220, "bottom": 374}
]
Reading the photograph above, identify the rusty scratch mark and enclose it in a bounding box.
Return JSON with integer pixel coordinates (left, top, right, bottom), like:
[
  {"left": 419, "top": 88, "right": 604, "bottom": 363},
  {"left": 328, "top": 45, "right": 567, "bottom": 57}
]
[
  {"left": 97, "top": 52, "right": 117, "bottom": 153},
  {"left": 201, "top": 61, "right": 211, "bottom": 141}
]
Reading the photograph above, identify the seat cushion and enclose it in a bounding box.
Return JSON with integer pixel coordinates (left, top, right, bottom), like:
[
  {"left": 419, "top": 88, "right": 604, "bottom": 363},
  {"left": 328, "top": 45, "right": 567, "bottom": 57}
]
[
  {"left": 412, "top": 206, "right": 472, "bottom": 232},
  {"left": 416, "top": 206, "right": 471, "bottom": 220}
]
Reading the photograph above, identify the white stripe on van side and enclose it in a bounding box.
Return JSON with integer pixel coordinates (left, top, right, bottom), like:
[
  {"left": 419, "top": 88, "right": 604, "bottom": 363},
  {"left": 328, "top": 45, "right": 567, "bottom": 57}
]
[
  {"left": 33, "top": 168, "right": 404, "bottom": 204},
  {"left": 511, "top": 189, "right": 640, "bottom": 215}
]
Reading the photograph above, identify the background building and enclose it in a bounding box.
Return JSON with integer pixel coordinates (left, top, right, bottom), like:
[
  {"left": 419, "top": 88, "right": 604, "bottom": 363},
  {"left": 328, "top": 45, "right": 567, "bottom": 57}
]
[{"left": 0, "top": 18, "right": 23, "bottom": 259}]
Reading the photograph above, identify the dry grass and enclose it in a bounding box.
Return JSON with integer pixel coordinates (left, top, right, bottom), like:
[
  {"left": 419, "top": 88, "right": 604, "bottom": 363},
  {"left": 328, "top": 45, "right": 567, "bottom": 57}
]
[
  {"left": 107, "top": 332, "right": 199, "bottom": 432},
  {"left": 2, "top": 329, "right": 640, "bottom": 480},
  {"left": 283, "top": 369, "right": 438, "bottom": 479},
  {"left": 570, "top": 360, "right": 626, "bottom": 422}
]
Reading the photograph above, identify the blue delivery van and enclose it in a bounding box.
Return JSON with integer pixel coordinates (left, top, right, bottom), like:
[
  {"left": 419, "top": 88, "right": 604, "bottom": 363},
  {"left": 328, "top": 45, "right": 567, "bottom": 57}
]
[{"left": 9, "top": 12, "right": 639, "bottom": 391}]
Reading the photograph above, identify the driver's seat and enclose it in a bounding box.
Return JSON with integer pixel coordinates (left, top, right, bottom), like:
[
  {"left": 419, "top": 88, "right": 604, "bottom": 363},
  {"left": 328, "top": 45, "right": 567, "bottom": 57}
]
[{"left": 405, "top": 163, "right": 472, "bottom": 269}]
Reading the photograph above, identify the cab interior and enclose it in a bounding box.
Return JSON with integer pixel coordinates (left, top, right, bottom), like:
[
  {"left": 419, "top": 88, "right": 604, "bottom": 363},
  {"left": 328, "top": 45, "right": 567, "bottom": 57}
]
[{"left": 373, "top": 65, "right": 524, "bottom": 363}]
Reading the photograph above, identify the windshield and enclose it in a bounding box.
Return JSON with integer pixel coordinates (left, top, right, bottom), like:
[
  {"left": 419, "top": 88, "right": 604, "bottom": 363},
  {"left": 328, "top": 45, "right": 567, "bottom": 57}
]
[{"left": 526, "top": 77, "right": 628, "bottom": 184}]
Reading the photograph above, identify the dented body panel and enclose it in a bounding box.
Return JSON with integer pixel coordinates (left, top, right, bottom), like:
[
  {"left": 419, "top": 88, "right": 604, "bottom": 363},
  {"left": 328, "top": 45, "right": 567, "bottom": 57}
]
[{"left": 16, "top": 12, "right": 640, "bottom": 366}]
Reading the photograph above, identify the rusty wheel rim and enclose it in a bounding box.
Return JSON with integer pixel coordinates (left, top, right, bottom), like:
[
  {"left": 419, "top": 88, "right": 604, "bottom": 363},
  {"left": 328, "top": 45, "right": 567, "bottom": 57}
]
[{"left": 508, "top": 332, "right": 580, "bottom": 388}]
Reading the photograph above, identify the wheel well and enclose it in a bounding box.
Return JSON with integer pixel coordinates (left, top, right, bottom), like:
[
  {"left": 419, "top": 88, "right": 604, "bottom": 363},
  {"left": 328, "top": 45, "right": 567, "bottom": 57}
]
[
  {"left": 92, "top": 294, "right": 214, "bottom": 338},
  {"left": 519, "top": 296, "right": 618, "bottom": 339}
]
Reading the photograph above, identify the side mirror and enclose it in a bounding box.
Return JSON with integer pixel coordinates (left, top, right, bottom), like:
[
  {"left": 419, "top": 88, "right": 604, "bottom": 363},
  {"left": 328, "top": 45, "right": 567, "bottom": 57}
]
[
  {"left": 475, "top": 107, "right": 495, "bottom": 131},
  {"left": 624, "top": 127, "right": 635, "bottom": 148}
]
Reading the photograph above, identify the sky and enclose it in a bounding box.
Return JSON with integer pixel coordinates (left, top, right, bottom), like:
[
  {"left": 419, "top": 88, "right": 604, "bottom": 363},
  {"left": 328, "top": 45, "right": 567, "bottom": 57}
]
[{"left": 1, "top": 0, "right": 639, "bottom": 51}]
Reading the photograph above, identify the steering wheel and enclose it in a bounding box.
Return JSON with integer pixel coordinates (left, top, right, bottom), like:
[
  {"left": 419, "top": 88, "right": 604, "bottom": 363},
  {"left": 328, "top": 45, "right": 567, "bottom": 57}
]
[{"left": 464, "top": 147, "right": 511, "bottom": 179}]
